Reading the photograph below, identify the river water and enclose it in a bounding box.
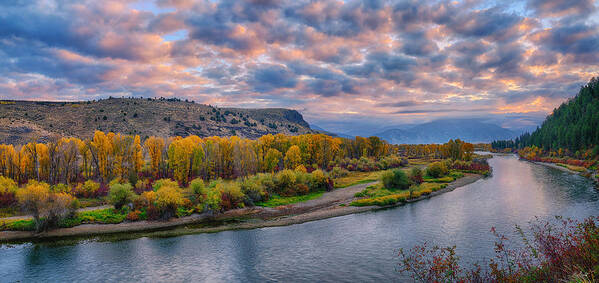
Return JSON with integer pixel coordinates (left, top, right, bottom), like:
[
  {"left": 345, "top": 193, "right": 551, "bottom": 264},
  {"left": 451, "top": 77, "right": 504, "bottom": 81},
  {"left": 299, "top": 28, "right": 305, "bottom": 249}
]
[{"left": 1, "top": 154, "right": 598, "bottom": 282}]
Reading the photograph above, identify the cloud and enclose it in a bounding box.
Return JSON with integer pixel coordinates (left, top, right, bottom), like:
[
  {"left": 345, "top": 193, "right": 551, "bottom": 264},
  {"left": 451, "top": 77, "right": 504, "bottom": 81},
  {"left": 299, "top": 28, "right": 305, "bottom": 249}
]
[
  {"left": 528, "top": 0, "right": 596, "bottom": 18},
  {"left": 0, "top": 0, "right": 598, "bottom": 130},
  {"left": 530, "top": 23, "right": 599, "bottom": 63},
  {"left": 250, "top": 64, "right": 297, "bottom": 91}
]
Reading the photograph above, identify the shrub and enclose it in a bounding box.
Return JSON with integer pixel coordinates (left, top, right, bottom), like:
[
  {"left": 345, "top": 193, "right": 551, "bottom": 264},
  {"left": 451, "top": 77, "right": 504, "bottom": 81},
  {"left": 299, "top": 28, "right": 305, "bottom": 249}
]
[
  {"left": 152, "top": 178, "right": 179, "bottom": 191},
  {"left": 378, "top": 155, "right": 406, "bottom": 169},
  {"left": 426, "top": 162, "right": 448, "bottom": 178},
  {"left": 155, "top": 185, "right": 184, "bottom": 219},
  {"left": 330, "top": 166, "right": 349, "bottom": 178},
  {"left": 109, "top": 177, "right": 126, "bottom": 186},
  {"left": 109, "top": 183, "right": 135, "bottom": 210},
  {"left": 74, "top": 180, "right": 100, "bottom": 198},
  {"left": 275, "top": 169, "right": 297, "bottom": 196},
  {"left": 126, "top": 210, "right": 142, "bottom": 221},
  {"left": 255, "top": 173, "right": 275, "bottom": 192},
  {"left": 409, "top": 167, "right": 424, "bottom": 184},
  {"left": 294, "top": 164, "right": 307, "bottom": 173},
  {"left": 298, "top": 166, "right": 311, "bottom": 179},
  {"left": 190, "top": 178, "right": 206, "bottom": 196},
  {"left": 0, "top": 176, "right": 18, "bottom": 207},
  {"left": 16, "top": 181, "right": 78, "bottom": 232},
  {"left": 218, "top": 182, "right": 245, "bottom": 211},
  {"left": 240, "top": 178, "right": 268, "bottom": 204},
  {"left": 136, "top": 191, "right": 156, "bottom": 208},
  {"left": 357, "top": 157, "right": 376, "bottom": 172},
  {"left": 310, "top": 169, "right": 328, "bottom": 191},
  {"left": 204, "top": 187, "right": 222, "bottom": 212},
  {"left": 134, "top": 179, "right": 150, "bottom": 194},
  {"left": 398, "top": 216, "right": 599, "bottom": 282},
  {"left": 381, "top": 169, "right": 411, "bottom": 190},
  {"left": 296, "top": 184, "right": 310, "bottom": 195},
  {"left": 50, "top": 183, "right": 71, "bottom": 194}
]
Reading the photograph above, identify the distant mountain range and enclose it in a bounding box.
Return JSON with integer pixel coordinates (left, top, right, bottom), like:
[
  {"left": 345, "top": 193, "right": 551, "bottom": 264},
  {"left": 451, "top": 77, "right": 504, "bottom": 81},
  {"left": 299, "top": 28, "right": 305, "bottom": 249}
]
[
  {"left": 313, "top": 119, "right": 519, "bottom": 144},
  {"left": 374, "top": 119, "right": 517, "bottom": 144}
]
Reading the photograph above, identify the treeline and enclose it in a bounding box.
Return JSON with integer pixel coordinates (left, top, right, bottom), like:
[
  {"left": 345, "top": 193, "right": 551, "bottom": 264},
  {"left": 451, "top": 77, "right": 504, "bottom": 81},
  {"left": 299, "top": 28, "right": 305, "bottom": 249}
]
[
  {"left": 0, "top": 132, "right": 394, "bottom": 186},
  {"left": 398, "top": 139, "right": 475, "bottom": 160},
  {"left": 492, "top": 77, "right": 599, "bottom": 157}
]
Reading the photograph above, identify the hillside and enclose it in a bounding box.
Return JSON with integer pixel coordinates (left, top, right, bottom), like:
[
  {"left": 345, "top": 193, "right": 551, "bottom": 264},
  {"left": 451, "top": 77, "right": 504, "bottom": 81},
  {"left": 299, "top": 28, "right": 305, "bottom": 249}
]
[
  {"left": 492, "top": 77, "right": 599, "bottom": 152},
  {"left": 376, "top": 119, "right": 517, "bottom": 144},
  {"left": 0, "top": 98, "right": 316, "bottom": 144}
]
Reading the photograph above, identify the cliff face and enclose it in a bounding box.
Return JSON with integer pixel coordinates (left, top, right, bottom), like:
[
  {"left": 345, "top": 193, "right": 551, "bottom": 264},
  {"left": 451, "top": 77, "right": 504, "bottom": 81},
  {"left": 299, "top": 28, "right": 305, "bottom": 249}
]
[{"left": 0, "top": 98, "right": 315, "bottom": 144}]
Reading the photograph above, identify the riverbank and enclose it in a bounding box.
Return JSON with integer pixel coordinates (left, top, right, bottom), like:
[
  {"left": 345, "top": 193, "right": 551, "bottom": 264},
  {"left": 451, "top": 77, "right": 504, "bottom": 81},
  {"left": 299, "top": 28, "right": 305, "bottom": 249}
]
[
  {"left": 522, "top": 157, "right": 598, "bottom": 184},
  {"left": 0, "top": 173, "right": 484, "bottom": 243}
]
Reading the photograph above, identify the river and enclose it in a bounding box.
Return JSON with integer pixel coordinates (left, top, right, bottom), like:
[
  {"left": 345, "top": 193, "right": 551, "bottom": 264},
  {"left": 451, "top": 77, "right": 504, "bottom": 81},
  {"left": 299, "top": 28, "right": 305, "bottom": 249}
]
[{"left": 1, "top": 154, "right": 598, "bottom": 282}]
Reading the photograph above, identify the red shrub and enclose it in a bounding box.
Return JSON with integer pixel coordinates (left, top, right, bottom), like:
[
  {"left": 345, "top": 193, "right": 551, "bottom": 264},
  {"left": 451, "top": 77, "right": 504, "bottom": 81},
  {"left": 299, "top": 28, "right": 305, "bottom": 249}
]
[
  {"left": 126, "top": 210, "right": 142, "bottom": 221},
  {"left": 398, "top": 216, "right": 599, "bottom": 282},
  {"left": 0, "top": 192, "right": 16, "bottom": 207}
]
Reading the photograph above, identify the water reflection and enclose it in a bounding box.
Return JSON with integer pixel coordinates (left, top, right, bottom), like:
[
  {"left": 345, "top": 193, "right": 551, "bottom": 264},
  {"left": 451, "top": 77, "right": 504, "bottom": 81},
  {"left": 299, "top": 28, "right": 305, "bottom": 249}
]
[{"left": 1, "top": 154, "right": 598, "bottom": 282}]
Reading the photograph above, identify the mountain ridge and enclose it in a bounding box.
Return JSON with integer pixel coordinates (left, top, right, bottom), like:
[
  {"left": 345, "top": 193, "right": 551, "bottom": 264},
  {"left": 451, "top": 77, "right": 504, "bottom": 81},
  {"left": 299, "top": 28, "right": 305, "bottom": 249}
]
[
  {"left": 375, "top": 118, "right": 517, "bottom": 144},
  {"left": 0, "top": 98, "right": 316, "bottom": 145}
]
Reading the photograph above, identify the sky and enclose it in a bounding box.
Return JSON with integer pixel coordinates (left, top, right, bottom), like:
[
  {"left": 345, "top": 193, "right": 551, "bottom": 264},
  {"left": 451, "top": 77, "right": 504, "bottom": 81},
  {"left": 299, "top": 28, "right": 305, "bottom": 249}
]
[{"left": 0, "top": 0, "right": 598, "bottom": 135}]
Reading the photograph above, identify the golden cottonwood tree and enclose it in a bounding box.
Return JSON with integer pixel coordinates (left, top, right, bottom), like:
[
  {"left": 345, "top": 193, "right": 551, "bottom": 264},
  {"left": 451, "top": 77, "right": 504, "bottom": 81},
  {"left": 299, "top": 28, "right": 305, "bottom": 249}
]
[{"left": 284, "top": 145, "right": 302, "bottom": 169}]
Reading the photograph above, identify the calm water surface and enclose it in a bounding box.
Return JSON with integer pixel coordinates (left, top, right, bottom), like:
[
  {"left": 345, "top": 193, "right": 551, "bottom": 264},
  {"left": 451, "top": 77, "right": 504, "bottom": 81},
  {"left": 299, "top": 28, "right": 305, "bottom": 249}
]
[{"left": 1, "top": 154, "right": 598, "bottom": 282}]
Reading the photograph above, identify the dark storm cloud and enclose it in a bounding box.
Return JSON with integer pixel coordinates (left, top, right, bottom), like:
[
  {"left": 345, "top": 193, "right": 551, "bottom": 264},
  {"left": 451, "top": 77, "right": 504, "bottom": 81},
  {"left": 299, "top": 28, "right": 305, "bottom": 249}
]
[{"left": 250, "top": 64, "right": 297, "bottom": 91}]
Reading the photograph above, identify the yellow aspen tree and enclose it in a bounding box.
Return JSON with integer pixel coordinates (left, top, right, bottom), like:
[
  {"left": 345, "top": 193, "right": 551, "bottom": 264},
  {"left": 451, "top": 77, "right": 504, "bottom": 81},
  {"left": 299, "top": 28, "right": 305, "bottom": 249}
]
[
  {"left": 284, "top": 145, "right": 302, "bottom": 169},
  {"left": 133, "top": 135, "right": 144, "bottom": 174},
  {"left": 264, "top": 148, "right": 282, "bottom": 173},
  {"left": 92, "top": 131, "right": 113, "bottom": 181},
  {"left": 144, "top": 136, "right": 164, "bottom": 177},
  {"left": 36, "top": 143, "right": 49, "bottom": 182}
]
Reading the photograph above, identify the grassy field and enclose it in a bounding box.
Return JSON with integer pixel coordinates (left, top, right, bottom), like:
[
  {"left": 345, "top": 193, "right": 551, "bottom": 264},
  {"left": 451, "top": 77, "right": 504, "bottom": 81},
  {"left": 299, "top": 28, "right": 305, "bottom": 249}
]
[
  {"left": 351, "top": 170, "right": 455, "bottom": 208},
  {"left": 333, "top": 170, "right": 388, "bottom": 188},
  {"left": 255, "top": 191, "right": 325, "bottom": 207},
  {"left": 0, "top": 208, "right": 128, "bottom": 231}
]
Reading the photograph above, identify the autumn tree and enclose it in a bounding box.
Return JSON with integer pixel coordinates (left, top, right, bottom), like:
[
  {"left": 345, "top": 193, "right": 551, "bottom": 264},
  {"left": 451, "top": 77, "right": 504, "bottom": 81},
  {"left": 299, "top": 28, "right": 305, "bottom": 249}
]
[
  {"left": 16, "top": 181, "right": 78, "bottom": 231},
  {"left": 144, "top": 136, "right": 165, "bottom": 177},
  {"left": 264, "top": 148, "right": 282, "bottom": 173},
  {"left": 155, "top": 184, "right": 184, "bottom": 219},
  {"left": 284, "top": 145, "right": 302, "bottom": 169}
]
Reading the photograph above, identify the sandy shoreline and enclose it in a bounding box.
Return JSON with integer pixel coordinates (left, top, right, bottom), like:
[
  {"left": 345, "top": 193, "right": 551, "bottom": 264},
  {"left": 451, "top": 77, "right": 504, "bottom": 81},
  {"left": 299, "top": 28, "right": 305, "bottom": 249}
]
[{"left": 0, "top": 173, "right": 484, "bottom": 243}]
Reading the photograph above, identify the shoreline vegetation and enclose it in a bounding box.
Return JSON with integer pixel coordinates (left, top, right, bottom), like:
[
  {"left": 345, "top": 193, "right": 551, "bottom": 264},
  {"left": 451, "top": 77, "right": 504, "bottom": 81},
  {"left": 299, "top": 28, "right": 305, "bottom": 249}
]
[
  {"left": 491, "top": 78, "right": 599, "bottom": 184},
  {"left": 0, "top": 173, "right": 484, "bottom": 243},
  {"left": 0, "top": 129, "right": 490, "bottom": 243}
]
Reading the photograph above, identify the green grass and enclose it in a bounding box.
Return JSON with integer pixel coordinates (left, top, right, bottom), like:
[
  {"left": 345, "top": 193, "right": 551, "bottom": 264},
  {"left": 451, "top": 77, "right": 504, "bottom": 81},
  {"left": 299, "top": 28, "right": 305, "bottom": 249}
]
[
  {"left": 255, "top": 191, "right": 325, "bottom": 207},
  {"left": 351, "top": 192, "right": 410, "bottom": 206},
  {"left": 351, "top": 182, "right": 447, "bottom": 207},
  {"left": 0, "top": 219, "right": 35, "bottom": 231},
  {"left": 56, "top": 208, "right": 128, "bottom": 228}
]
